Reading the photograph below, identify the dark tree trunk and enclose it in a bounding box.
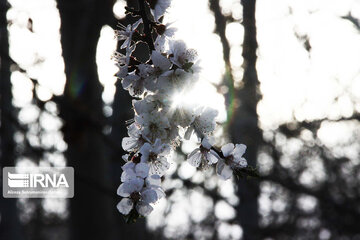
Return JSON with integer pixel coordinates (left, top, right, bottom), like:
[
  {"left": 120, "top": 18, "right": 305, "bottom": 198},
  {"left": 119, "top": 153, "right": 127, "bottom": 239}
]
[
  {"left": 229, "top": 0, "right": 261, "bottom": 239},
  {"left": 0, "top": 0, "right": 25, "bottom": 239},
  {"left": 56, "top": 0, "right": 117, "bottom": 239}
]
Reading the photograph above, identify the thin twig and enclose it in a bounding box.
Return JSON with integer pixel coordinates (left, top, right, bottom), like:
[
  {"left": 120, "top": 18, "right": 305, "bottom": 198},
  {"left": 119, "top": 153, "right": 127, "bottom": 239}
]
[{"left": 137, "top": 0, "right": 155, "bottom": 51}]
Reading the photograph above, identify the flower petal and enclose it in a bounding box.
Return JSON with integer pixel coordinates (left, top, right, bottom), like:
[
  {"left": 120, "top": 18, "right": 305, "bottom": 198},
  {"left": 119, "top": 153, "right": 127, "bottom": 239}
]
[
  {"left": 201, "top": 137, "right": 213, "bottom": 150},
  {"left": 207, "top": 150, "right": 219, "bottom": 164},
  {"left": 149, "top": 157, "right": 170, "bottom": 176},
  {"left": 216, "top": 160, "right": 233, "bottom": 180},
  {"left": 136, "top": 202, "right": 153, "bottom": 216},
  {"left": 120, "top": 38, "right": 130, "bottom": 49},
  {"left": 194, "top": 107, "right": 218, "bottom": 136},
  {"left": 133, "top": 99, "right": 157, "bottom": 115},
  {"left": 132, "top": 18, "right": 143, "bottom": 30},
  {"left": 158, "top": 158, "right": 170, "bottom": 171},
  {"left": 187, "top": 151, "right": 202, "bottom": 167},
  {"left": 221, "top": 143, "right": 234, "bottom": 157},
  {"left": 121, "top": 168, "right": 136, "bottom": 182},
  {"left": 159, "top": 144, "right": 171, "bottom": 156},
  {"left": 146, "top": 174, "right": 162, "bottom": 187},
  {"left": 151, "top": 51, "right": 171, "bottom": 71},
  {"left": 127, "top": 123, "right": 141, "bottom": 138},
  {"left": 116, "top": 65, "right": 128, "bottom": 78},
  {"left": 235, "top": 157, "right": 248, "bottom": 169},
  {"left": 122, "top": 137, "right": 138, "bottom": 151},
  {"left": 188, "top": 148, "right": 199, "bottom": 159},
  {"left": 141, "top": 188, "right": 158, "bottom": 203},
  {"left": 155, "top": 36, "right": 166, "bottom": 52},
  {"left": 140, "top": 142, "right": 151, "bottom": 155},
  {"left": 122, "top": 162, "right": 135, "bottom": 170},
  {"left": 122, "top": 73, "right": 140, "bottom": 89},
  {"left": 184, "top": 126, "right": 194, "bottom": 140},
  {"left": 131, "top": 178, "right": 144, "bottom": 192},
  {"left": 233, "top": 144, "right": 247, "bottom": 158},
  {"left": 117, "top": 182, "right": 134, "bottom": 197},
  {"left": 154, "top": 186, "right": 165, "bottom": 199},
  {"left": 122, "top": 154, "right": 129, "bottom": 161},
  {"left": 153, "top": 138, "right": 162, "bottom": 152},
  {"left": 117, "top": 198, "right": 134, "bottom": 215},
  {"left": 135, "top": 162, "right": 150, "bottom": 178}
]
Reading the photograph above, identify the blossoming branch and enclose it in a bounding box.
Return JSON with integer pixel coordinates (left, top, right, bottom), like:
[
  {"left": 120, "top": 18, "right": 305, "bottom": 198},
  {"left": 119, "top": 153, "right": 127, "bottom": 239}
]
[{"left": 113, "top": 0, "right": 258, "bottom": 223}]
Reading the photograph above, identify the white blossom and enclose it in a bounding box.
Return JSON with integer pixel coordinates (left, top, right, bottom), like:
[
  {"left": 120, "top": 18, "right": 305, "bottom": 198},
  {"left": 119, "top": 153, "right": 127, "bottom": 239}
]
[
  {"left": 142, "top": 93, "right": 172, "bottom": 113},
  {"left": 121, "top": 123, "right": 146, "bottom": 152},
  {"left": 117, "top": 198, "right": 134, "bottom": 215},
  {"left": 143, "top": 51, "right": 173, "bottom": 92},
  {"left": 133, "top": 97, "right": 158, "bottom": 115},
  {"left": 116, "top": 176, "right": 163, "bottom": 216},
  {"left": 168, "top": 40, "right": 198, "bottom": 69},
  {"left": 216, "top": 143, "right": 248, "bottom": 180},
  {"left": 150, "top": 51, "right": 172, "bottom": 78},
  {"left": 169, "top": 101, "right": 195, "bottom": 128},
  {"left": 122, "top": 64, "right": 155, "bottom": 96},
  {"left": 116, "top": 65, "right": 129, "bottom": 79},
  {"left": 117, "top": 177, "right": 144, "bottom": 198},
  {"left": 140, "top": 139, "right": 171, "bottom": 176},
  {"left": 135, "top": 111, "right": 170, "bottom": 142},
  {"left": 185, "top": 107, "right": 218, "bottom": 139},
  {"left": 113, "top": 52, "right": 130, "bottom": 78},
  {"left": 121, "top": 161, "right": 150, "bottom": 181},
  {"left": 155, "top": 69, "right": 193, "bottom": 95},
  {"left": 145, "top": 174, "right": 165, "bottom": 199},
  {"left": 187, "top": 138, "right": 219, "bottom": 168},
  {"left": 152, "top": 70, "right": 174, "bottom": 93},
  {"left": 116, "top": 19, "right": 142, "bottom": 50}
]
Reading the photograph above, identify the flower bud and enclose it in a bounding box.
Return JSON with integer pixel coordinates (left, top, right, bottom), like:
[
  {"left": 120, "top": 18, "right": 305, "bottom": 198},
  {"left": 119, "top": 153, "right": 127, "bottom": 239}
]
[{"left": 154, "top": 24, "right": 166, "bottom": 35}]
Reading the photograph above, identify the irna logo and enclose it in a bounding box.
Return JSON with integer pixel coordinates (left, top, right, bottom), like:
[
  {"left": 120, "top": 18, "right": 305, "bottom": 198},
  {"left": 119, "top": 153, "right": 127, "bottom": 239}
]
[
  {"left": 8, "top": 172, "right": 69, "bottom": 188},
  {"left": 3, "top": 167, "right": 74, "bottom": 198}
]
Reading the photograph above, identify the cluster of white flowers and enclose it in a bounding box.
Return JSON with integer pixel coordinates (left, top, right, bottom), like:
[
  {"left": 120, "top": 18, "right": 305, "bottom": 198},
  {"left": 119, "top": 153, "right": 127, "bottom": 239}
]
[{"left": 115, "top": 0, "right": 248, "bottom": 218}]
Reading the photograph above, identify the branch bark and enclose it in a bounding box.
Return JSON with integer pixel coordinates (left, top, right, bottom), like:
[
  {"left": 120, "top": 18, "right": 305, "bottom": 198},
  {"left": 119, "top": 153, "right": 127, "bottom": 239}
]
[{"left": 137, "top": 0, "right": 155, "bottom": 51}]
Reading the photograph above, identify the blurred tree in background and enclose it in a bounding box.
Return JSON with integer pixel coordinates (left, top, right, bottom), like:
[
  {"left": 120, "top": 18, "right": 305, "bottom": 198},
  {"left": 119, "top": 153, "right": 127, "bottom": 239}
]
[
  {"left": 1, "top": 0, "right": 360, "bottom": 240},
  {"left": 0, "top": 0, "right": 24, "bottom": 238}
]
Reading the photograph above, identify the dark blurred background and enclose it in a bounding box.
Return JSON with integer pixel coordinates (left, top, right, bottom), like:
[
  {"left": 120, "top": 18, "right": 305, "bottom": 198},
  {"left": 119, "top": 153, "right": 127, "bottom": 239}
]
[{"left": 1, "top": 0, "right": 360, "bottom": 239}]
